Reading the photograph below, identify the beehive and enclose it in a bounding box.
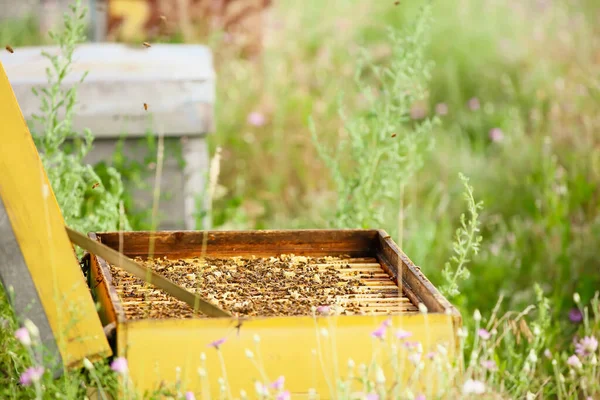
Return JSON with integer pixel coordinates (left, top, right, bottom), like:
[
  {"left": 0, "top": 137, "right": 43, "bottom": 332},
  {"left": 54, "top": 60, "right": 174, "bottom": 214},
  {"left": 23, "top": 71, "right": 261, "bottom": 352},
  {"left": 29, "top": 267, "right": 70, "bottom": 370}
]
[{"left": 87, "top": 230, "right": 462, "bottom": 398}]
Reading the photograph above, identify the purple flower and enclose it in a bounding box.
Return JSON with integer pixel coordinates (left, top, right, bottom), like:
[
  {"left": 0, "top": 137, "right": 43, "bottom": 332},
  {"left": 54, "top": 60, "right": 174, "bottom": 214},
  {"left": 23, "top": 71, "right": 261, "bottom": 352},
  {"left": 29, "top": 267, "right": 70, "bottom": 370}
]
[
  {"left": 477, "top": 329, "right": 491, "bottom": 340},
  {"left": 19, "top": 366, "right": 44, "bottom": 386},
  {"left": 395, "top": 329, "right": 412, "bottom": 340},
  {"left": 480, "top": 359, "right": 497, "bottom": 371},
  {"left": 435, "top": 103, "right": 448, "bottom": 116},
  {"left": 276, "top": 390, "right": 291, "bottom": 400},
  {"left": 270, "top": 376, "right": 285, "bottom": 390},
  {"left": 569, "top": 308, "right": 583, "bottom": 323},
  {"left": 575, "top": 336, "right": 598, "bottom": 357},
  {"left": 247, "top": 111, "right": 266, "bottom": 127},
  {"left": 209, "top": 337, "right": 226, "bottom": 349},
  {"left": 15, "top": 327, "right": 31, "bottom": 346},
  {"left": 110, "top": 357, "right": 128, "bottom": 375},
  {"left": 468, "top": 97, "right": 481, "bottom": 111},
  {"left": 489, "top": 128, "right": 504, "bottom": 143},
  {"left": 426, "top": 352, "right": 436, "bottom": 360},
  {"left": 365, "top": 393, "right": 379, "bottom": 400},
  {"left": 415, "top": 395, "right": 426, "bottom": 400},
  {"left": 403, "top": 341, "right": 420, "bottom": 350},
  {"left": 185, "top": 392, "right": 196, "bottom": 400},
  {"left": 410, "top": 104, "right": 427, "bottom": 120},
  {"left": 371, "top": 319, "right": 391, "bottom": 340},
  {"left": 567, "top": 354, "right": 582, "bottom": 369}
]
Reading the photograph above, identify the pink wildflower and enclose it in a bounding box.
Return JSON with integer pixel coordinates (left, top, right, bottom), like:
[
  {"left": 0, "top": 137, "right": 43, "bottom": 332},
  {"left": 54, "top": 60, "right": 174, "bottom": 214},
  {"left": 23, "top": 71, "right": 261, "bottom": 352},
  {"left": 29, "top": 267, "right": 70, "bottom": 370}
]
[
  {"left": 480, "top": 359, "right": 497, "bottom": 371},
  {"left": 478, "top": 328, "right": 491, "bottom": 340},
  {"left": 15, "top": 327, "right": 31, "bottom": 346},
  {"left": 110, "top": 357, "right": 128, "bottom": 375},
  {"left": 19, "top": 366, "right": 44, "bottom": 386},
  {"left": 270, "top": 376, "right": 285, "bottom": 390},
  {"left": 489, "top": 128, "right": 504, "bottom": 142},
  {"left": 365, "top": 393, "right": 379, "bottom": 400},
  {"left": 185, "top": 392, "right": 196, "bottom": 400},
  {"left": 567, "top": 354, "right": 582, "bottom": 369},
  {"left": 415, "top": 395, "right": 426, "bottom": 400},
  {"left": 575, "top": 336, "right": 598, "bottom": 357},
  {"left": 316, "top": 305, "right": 331, "bottom": 315},
  {"left": 468, "top": 97, "right": 481, "bottom": 111},
  {"left": 371, "top": 319, "right": 391, "bottom": 340},
  {"left": 277, "top": 391, "right": 291, "bottom": 400},
  {"left": 247, "top": 111, "right": 266, "bottom": 127},
  {"left": 395, "top": 329, "right": 412, "bottom": 340}
]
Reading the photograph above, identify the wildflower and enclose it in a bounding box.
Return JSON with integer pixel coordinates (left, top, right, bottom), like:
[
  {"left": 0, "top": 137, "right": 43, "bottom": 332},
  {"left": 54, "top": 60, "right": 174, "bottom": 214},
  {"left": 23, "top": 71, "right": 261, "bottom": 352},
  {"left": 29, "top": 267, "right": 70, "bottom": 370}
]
[
  {"left": 277, "top": 391, "right": 291, "bottom": 400},
  {"left": 209, "top": 338, "right": 226, "bottom": 349},
  {"left": 573, "top": 293, "right": 581, "bottom": 304},
  {"left": 254, "top": 334, "right": 261, "bottom": 343},
  {"left": 568, "top": 308, "right": 583, "bottom": 323},
  {"left": 371, "top": 321, "right": 389, "bottom": 340},
  {"left": 320, "top": 328, "right": 329, "bottom": 337},
  {"left": 435, "top": 103, "right": 448, "bottom": 116},
  {"left": 404, "top": 341, "right": 420, "bottom": 350},
  {"left": 489, "top": 128, "right": 504, "bottom": 143},
  {"left": 477, "top": 329, "right": 491, "bottom": 340},
  {"left": 247, "top": 111, "right": 266, "bottom": 127},
  {"left": 365, "top": 393, "right": 379, "bottom": 400},
  {"left": 526, "top": 392, "right": 535, "bottom": 400},
  {"left": 418, "top": 303, "right": 428, "bottom": 314},
  {"left": 19, "top": 366, "right": 44, "bottom": 386},
  {"left": 245, "top": 349, "right": 254, "bottom": 359},
  {"left": 271, "top": 376, "right": 285, "bottom": 391},
  {"left": 544, "top": 349, "right": 552, "bottom": 359},
  {"left": 473, "top": 309, "right": 481, "bottom": 321},
  {"left": 395, "top": 329, "right": 412, "bottom": 340},
  {"left": 14, "top": 327, "right": 31, "bottom": 346},
  {"left": 462, "top": 379, "right": 485, "bottom": 394},
  {"left": 316, "top": 305, "right": 331, "bottom": 315},
  {"left": 468, "top": 97, "right": 481, "bottom": 111},
  {"left": 110, "top": 357, "right": 128, "bottom": 375},
  {"left": 185, "top": 392, "right": 196, "bottom": 400},
  {"left": 408, "top": 352, "right": 422, "bottom": 366},
  {"left": 410, "top": 104, "right": 427, "bottom": 120},
  {"left": 567, "top": 355, "right": 582, "bottom": 369},
  {"left": 348, "top": 359, "right": 355, "bottom": 369},
  {"left": 375, "top": 366, "right": 385, "bottom": 383},
  {"left": 415, "top": 395, "right": 426, "bottom": 400},
  {"left": 426, "top": 352, "right": 436, "bottom": 360},
  {"left": 527, "top": 350, "right": 538, "bottom": 364},
  {"left": 480, "top": 359, "right": 497, "bottom": 371},
  {"left": 575, "top": 336, "right": 598, "bottom": 357}
]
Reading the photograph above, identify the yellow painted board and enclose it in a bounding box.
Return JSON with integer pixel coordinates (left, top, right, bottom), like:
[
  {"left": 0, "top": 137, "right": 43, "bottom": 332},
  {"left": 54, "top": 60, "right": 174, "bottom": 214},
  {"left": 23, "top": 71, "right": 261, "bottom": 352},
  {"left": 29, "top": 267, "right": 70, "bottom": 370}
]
[
  {"left": 0, "top": 61, "right": 112, "bottom": 368},
  {"left": 122, "top": 314, "right": 458, "bottom": 399}
]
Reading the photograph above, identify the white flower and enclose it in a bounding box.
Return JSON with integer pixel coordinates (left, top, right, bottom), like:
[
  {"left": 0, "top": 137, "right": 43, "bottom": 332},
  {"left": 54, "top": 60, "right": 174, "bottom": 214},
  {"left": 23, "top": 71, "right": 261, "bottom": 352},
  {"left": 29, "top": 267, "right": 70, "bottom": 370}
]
[
  {"left": 573, "top": 293, "right": 581, "bottom": 304},
  {"left": 320, "top": 328, "right": 329, "bottom": 337},
  {"left": 24, "top": 319, "right": 40, "bottom": 338},
  {"left": 462, "top": 379, "right": 485, "bottom": 395},
  {"left": 526, "top": 392, "right": 536, "bottom": 400},
  {"left": 347, "top": 359, "right": 355, "bottom": 369},
  {"left": 375, "top": 366, "right": 385, "bottom": 383},
  {"left": 527, "top": 350, "right": 538, "bottom": 364},
  {"left": 82, "top": 358, "right": 94, "bottom": 370},
  {"left": 245, "top": 349, "right": 254, "bottom": 359},
  {"left": 473, "top": 309, "right": 482, "bottom": 321},
  {"left": 254, "top": 334, "right": 261, "bottom": 343}
]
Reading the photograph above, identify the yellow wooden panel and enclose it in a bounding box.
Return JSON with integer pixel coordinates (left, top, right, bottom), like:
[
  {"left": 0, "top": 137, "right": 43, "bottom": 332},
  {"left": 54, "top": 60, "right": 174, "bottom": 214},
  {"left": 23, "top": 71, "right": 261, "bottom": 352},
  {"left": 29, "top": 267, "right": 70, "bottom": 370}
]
[
  {"left": 123, "top": 314, "right": 458, "bottom": 399},
  {"left": 0, "top": 62, "right": 112, "bottom": 367}
]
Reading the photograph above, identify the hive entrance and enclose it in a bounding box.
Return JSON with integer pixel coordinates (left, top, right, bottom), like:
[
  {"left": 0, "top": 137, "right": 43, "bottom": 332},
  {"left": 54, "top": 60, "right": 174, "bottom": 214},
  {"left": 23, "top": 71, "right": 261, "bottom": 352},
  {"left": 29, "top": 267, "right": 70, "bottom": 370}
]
[{"left": 107, "top": 254, "right": 418, "bottom": 319}]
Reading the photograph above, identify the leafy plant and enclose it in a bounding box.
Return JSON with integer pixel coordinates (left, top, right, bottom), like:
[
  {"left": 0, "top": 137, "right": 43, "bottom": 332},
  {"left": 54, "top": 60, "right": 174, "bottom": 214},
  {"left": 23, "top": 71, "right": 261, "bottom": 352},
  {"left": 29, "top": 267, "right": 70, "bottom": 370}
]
[
  {"left": 310, "top": 2, "right": 438, "bottom": 241},
  {"left": 29, "top": 0, "right": 129, "bottom": 236}
]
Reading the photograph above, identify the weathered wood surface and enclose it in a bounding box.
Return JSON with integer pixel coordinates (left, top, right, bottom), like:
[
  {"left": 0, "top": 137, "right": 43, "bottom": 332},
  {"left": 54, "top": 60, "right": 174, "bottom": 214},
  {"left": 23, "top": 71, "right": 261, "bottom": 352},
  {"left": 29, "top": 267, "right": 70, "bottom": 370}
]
[{"left": 0, "top": 61, "right": 112, "bottom": 369}]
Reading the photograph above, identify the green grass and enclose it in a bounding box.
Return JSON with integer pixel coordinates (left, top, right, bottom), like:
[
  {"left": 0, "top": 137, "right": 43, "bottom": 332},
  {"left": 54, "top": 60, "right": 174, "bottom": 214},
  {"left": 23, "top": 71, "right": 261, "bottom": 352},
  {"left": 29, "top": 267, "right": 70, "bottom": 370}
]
[{"left": 1, "top": 0, "right": 600, "bottom": 398}]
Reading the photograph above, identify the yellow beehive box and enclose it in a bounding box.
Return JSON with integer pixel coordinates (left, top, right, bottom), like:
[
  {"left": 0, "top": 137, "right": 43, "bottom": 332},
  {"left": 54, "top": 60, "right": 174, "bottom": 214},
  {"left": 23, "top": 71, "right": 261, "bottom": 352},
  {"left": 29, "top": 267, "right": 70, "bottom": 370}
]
[{"left": 87, "top": 230, "right": 462, "bottom": 398}]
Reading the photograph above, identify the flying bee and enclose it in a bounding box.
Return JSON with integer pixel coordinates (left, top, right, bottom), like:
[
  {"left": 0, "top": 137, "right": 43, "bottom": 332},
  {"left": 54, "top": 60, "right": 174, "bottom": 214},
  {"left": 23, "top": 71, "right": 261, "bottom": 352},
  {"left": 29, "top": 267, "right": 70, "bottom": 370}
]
[
  {"left": 391, "top": 133, "right": 397, "bottom": 138},
  {"left": 143, "top": 42, "right": 151, "bottom": 48},
  {"left": 92, "top": 182, "right": 100, "bottom": 189},
  {"left": 143, "top": 103, "right": 148, "bottom": 111},
  {"left": 5, "top": 45, "right": 14, "bottom": 53}
]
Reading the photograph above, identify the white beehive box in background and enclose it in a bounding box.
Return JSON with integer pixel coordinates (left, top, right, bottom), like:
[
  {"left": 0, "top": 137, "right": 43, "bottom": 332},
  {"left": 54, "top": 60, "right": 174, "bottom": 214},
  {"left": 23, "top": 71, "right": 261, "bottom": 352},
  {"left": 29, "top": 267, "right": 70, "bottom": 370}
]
[{"left": 0, "top": 43, "right": 215, "bottom": 230}]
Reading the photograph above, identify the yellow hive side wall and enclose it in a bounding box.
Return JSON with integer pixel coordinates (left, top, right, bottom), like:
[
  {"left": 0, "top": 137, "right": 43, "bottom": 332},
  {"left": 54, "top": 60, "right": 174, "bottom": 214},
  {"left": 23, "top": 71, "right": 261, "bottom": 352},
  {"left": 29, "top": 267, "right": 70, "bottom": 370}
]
[
  {"left": 122, "top": 313, "right": 457, "bottom": 399},
  {"left": 0, "top": 62, "right": 112, "bottom": 367}
]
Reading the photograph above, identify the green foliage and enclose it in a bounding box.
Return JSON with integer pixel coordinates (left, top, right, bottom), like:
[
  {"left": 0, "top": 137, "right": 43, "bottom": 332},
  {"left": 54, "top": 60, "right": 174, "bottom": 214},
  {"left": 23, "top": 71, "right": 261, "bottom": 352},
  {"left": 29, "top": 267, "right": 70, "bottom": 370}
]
[
  {"left": 29, "top": 0, "right": 129, "bottom": 236},
  {"left": 310, "top": 3, "right": 438, "bottom": 238},
  {"left": 440, "top": 173, "right": 484, "bottom": 299}
]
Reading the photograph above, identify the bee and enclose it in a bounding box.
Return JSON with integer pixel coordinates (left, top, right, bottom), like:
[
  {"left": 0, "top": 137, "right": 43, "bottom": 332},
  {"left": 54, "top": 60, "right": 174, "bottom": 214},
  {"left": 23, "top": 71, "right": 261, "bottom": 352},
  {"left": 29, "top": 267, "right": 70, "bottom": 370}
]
[
  {"left": 143, "top": 103, "right": 148, "bottom": 111},
  {"left": 92, "top": 182, "right": 100, "bottom": 189},
  {"left": 5, "top": 45, "right": 14, "bottom": 53},
  {"left": 394, "top": 1, "right": 400, "bottom": 4},
  {"left": 391, "top": 134, "right": 397, "bottom": 138},
  {"left": 143, "top": 42, "right": 151, "bottom": 48}
]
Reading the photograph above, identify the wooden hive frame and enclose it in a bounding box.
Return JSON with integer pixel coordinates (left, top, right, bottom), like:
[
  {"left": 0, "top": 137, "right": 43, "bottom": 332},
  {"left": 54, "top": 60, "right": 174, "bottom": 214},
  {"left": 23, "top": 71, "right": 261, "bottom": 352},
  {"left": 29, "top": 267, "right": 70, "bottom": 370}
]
[{"left": 87, "top": 229, "right": 462, "bottom": 398}]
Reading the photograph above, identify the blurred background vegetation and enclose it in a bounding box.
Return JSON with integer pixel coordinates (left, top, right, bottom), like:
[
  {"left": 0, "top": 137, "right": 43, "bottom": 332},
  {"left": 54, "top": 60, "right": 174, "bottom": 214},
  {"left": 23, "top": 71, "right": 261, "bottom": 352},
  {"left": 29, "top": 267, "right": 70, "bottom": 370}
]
[{"left": 1, "top": 0, "right": 599, "bottom": 336}]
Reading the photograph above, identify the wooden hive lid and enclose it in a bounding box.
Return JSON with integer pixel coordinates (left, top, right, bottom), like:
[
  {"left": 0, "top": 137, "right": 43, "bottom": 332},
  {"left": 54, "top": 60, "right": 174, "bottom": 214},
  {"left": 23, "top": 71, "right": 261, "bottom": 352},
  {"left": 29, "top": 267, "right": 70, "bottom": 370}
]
[{"left": 0, "top": 61, "right": 112, "bottom": 374}]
